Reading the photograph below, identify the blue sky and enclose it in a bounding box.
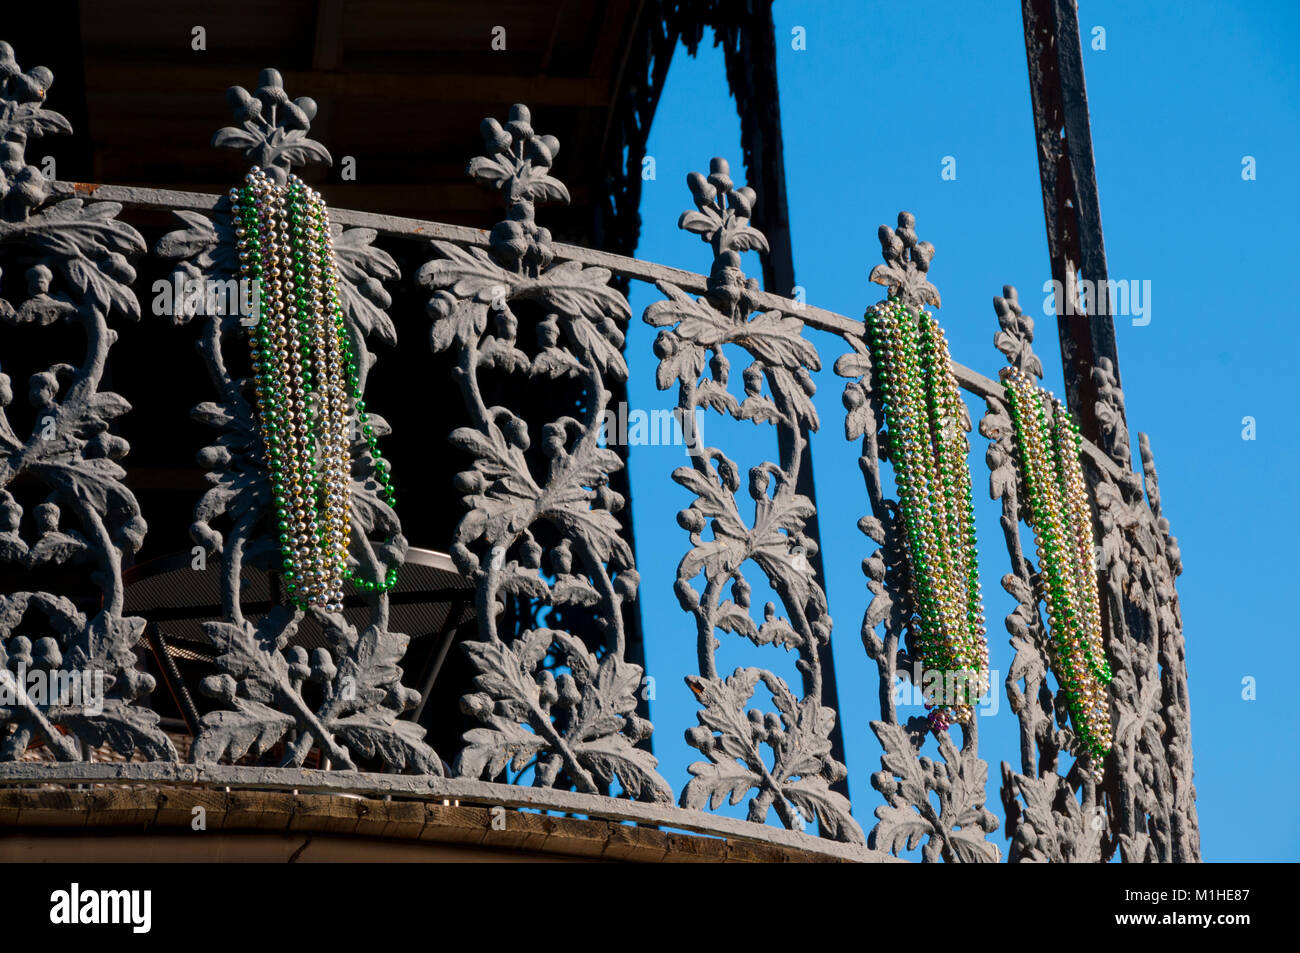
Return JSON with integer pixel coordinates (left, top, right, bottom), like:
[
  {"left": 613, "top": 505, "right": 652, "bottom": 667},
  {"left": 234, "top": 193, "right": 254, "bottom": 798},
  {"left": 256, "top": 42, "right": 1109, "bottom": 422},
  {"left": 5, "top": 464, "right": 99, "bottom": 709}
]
[{"left": 621, "top": 0, "right": 1300, "bottom": 861}]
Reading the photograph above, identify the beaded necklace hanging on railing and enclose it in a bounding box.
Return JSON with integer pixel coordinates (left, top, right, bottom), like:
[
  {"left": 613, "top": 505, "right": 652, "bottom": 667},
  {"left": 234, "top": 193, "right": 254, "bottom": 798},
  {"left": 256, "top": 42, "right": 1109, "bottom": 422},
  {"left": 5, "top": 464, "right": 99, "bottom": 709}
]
[
  {"left": 231, "top": 166, "right": 397, "bottom": 610},
  {"left": 867, "top": 297, "right": 989, "bottom": 729},
  {"left": 1001, "top": 366, "right": 1113, "bottom": 779}
]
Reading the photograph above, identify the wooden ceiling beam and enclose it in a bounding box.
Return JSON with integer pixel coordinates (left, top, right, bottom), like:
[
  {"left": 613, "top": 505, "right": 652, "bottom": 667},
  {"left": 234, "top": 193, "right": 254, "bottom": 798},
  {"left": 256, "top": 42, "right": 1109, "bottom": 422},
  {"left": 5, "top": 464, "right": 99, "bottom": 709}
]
[
  {"left": 312, "top": 0, "right": 346, "bottom": 70},
  {"left": 82, "top": 63, "right": 612, "bottom": 107}
]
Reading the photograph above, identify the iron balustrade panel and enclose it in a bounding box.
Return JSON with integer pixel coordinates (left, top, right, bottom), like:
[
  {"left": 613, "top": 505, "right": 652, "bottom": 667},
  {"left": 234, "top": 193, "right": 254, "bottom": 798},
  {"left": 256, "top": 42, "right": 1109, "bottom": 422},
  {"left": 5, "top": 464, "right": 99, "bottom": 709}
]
[
  {"left": 0, "top": 42, "right": 174, "bottom": 766},
  {"left": 0, "top": 44, "right": 1197, "bottom": 862}
]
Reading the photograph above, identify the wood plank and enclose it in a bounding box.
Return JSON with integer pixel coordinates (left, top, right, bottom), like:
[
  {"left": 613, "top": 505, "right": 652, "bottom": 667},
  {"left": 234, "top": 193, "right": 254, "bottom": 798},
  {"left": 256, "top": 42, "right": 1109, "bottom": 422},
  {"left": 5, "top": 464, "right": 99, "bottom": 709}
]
[
  {"left": 312, "top": 0, "right": 346, "bottom": 70},
  {"left": 83, "top": 63, "right": 612, "bottom": 106}
]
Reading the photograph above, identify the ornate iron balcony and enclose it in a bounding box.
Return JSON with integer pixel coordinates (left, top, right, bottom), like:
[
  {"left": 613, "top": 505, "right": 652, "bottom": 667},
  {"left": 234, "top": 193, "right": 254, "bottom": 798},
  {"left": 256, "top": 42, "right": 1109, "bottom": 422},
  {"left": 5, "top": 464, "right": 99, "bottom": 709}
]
[{"left": 0, "top": 49, "right": 1197, "bottom": 863}]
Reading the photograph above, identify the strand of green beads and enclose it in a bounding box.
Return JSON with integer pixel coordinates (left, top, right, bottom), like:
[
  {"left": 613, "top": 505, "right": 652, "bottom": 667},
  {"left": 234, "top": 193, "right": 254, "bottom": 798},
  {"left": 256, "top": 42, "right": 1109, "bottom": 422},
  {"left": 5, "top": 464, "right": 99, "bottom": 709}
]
[
  {"left": 925, "top": 309, "right": 986, "bottom": 717},
  {"left": 923, "top": 312, "right": 987, "bottom": 703},
  {"left": 308, "top": 188, "right": 398, "bottom": 594},
  {"left": 1040, "top": 400, "right": 1105, "bottom": 761},
  {"left": 239, "top": 172, "right": 312, "bottom": 608},
  {"left": 1026, "top": 377, "right": 1085, "bottom": 707},
  {"left": 914, "top": 311, "right": 964, "bottom": 692},
  {"left": 301, "top": 187, "right": 352, "bottom": 602},
  {"left": 911, "top": 307, "right": 968, "bottom": 726},
  {"left": 276, "top": 175, "right": 321, "bottom": 608},
  {"left": 870, "top": 298, "right": 970, "bottom": 727},
  {"left": 1008, "top": 377, "right": 1068, "bottom": 704},
  {"left": 298, "top": 178, "right": 349, "bottom": 609},
  {"left": 295, "top": 176, "right": 339, "bottom": 609},
  {"left": 919, "top": 312, "right": 976, "bottom": 705},
  {"left": 243, "top": 177, "right": 298, "bottom": 594},
  {"left": 284, "top": 177, "right": 325, "bottom": 608},
  {"left": 878, "top": 303, "right": 943, "bottom": 680},
  {"left": 1005, "top": 377, "right": 1068, "bottom": 688},
  {"left": 258, "top": 173, "right": 305, "bottom": 605},
  {"left": 1044, "top": 396, "right": 1111, "bottom": 768},
  {"left": 909, "top": 303, "right": 965, "bottom": 723},
  {"left": 1048, "top": 398, "right": 1112, "bottom": 763},
  {"left": 1051, "top": 403, "right": 1110, "bottom": 688},
  {"left": 868, "top": 303, "right": 930, "bottom": 670},
  {"left": 937, "top": 322, "right": 987, "bottom": 697},
  {"left": 1002, "top": 368, "right": 1111, "bottom": 778},
  {"left": 242, "top": 169, "right": 345, "bottom": 611},
  {"left": 279, "top": 176, "right": 308, "bottom": 608}
]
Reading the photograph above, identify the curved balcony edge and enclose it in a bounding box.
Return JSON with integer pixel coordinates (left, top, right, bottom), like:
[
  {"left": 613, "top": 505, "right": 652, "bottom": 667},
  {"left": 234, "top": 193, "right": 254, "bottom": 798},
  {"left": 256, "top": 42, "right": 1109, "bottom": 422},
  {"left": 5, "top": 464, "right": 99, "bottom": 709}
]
[{"left": 0, "top": 764, "right": 901, "bottom": 863}]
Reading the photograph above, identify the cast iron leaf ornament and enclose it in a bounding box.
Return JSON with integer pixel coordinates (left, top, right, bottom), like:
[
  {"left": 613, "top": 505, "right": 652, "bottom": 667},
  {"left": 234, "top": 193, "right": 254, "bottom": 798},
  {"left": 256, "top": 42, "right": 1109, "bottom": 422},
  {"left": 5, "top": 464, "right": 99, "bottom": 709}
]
[
  {"left": 677, "top": 157, "right": 768, "bottom": 257},
  {"left": 869, "top": 211, "right": 940, "bottom": 310},
  {"left": 645, "top": 158, "right": 860, "bottom": 842},
  {"left": 834, "top": 215, "right": 1000, "bottom": 861},
  {"left": 979, "top": 284, "right": 1196, "bottom": 861},
  {"left": 980, "top": 314, "right": 1107, "bottom": 860},
  {"left": 1092, "top": 356, "right": 1131, "bottom": 469},
  {"left": 993, "top": 284, "right": 1043, "bottom": 380},
  {"left": 155, "top": 68, "right": 432, "bottom": 773},
  {"left": 458, "top": 628, "right": 667, "bottom": 800},
  {"left": 1088, "top": 433, "right": 1196, "bottom": 861},
  {"left": 212, "top": 68, "right": 330, "bottom": 184},
  {"left": 419, "top": 105, "right": 669, "bottom": 802},
  {"left": 682, "top": 667, "right": 857, "bottom": 841},
  {"left": 0, "top": 44, "right": 172, "bottom": 762},
  {"left": 645, "top": 162, "right": 818, "bottom": 436},
  {"left": 469, "top": 106, "right": 569, "bottom": 209}
]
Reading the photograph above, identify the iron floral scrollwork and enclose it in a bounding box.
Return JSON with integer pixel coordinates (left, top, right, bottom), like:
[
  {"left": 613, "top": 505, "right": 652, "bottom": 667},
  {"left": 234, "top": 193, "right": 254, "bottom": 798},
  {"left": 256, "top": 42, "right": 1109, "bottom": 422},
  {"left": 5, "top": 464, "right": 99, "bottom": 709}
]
[
  {"left": 211, "top": 69, "right": 330, "bottom": 186},
  {"left": 0, "top": 44, "right": 173, "bottom": 761},
  {"left": 1092, "top": 356, "right": 1131, "bottom": 470},
  {"left": 1136, "top": 434, "right": 1196, "bottom": 859},
  {"left": 645, "top": 156, "right": 861, "bottom": 841},
  {"left": 419, "top": 105, "right": 670, "bottom": 802},
  {"left": 1087, "top": 432, "right": 1198, "bottom": 861},
  {"left": 869, "top": 211, "right": 940, "bottom": 310},
  {"left": 835, "top": 213, "right": 999, "bottom": 860},
  {"left": 155, "top": 68, "right": 435, "bottom": 772},
  {"left": 979, "top": 286, "right": 1106, "bottom": 861},
  {"left": 993, "top": 283, "right": 1043, "bottom": 379},
  {"left": 981, "top": 284, "right": 1198, "bottom": 862}
]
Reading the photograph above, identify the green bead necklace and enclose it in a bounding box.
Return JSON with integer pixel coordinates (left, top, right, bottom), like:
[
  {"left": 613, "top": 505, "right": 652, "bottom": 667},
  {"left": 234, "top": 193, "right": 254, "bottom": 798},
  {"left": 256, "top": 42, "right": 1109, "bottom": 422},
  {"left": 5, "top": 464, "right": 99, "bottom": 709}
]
[
  {"left": 231, "top": 167, "right": 398, "bottom": 610},
  {"left": 867, "top": 297, "right": 988, "bottom": 729},
  {"left": 1001, "top": 366, "right": 1113, "bottom": 778}
]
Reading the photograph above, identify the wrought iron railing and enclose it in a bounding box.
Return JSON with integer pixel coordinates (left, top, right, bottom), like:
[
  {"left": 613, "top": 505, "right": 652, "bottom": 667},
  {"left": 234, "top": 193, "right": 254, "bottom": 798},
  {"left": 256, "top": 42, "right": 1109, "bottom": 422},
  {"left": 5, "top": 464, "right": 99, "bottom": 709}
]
[{"left": 0, "top": 47, "right": 1198, "bottom": 862}]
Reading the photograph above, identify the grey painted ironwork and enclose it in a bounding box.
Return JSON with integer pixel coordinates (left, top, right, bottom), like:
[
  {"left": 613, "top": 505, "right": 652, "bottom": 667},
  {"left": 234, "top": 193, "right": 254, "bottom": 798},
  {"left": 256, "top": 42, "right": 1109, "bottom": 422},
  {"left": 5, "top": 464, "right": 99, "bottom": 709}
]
[
  {"left": 417, "top": 106, "right": 671, "bottom": 802},
  {"left": 0, "top": 43, "right": 173, "bottom": 763},
  {"left": 674, "top": 2, "right": 850, "bottom": 788},
  {"left": 836, "top": 214, "right": 1001, "bottom": 861},
  {"left": 644, "top": 157, "right": 860, "bottom": 842},
  {"left": 981, "top": 285, "right": 1108, "bottom": 861},
  {"left": 152, "top": 68, "right": 436, "bottom": 773},
  {"left": 0, "top": 44, "right": 1199, "bottom": 862},
  {"left": 981, "top": 284, "right": 1198, "bottom": 862},
  {"left": 1090, "top": 426, "right": 1197, "bottom": 860}
]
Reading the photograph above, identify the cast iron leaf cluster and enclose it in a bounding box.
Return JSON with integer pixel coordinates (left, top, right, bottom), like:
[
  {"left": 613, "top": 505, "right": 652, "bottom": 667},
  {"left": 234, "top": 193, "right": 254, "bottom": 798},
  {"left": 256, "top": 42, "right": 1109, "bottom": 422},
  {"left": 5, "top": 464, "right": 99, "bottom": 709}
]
[
  {"left": 0, "top": 45, "right": 169, "bottom": 762},
  {"left": 153, "top": 69, "right": 430, "bottom": 773},
  {"left": 419, "top": 107, "right": 667, "bottom": 801},
  {"left": 644, "top": 157, "right": 858, "bottom": 841},
  {"left": 869, "top": 211, "right": 940, "bottom": 309},
  {"left": 212, "top": 68, "right": 330, "bottom": 184}
]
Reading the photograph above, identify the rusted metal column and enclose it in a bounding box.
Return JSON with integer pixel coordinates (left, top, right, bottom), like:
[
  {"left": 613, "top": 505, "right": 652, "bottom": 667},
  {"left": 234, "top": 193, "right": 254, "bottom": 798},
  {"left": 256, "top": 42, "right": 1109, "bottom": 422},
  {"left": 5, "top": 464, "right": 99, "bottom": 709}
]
[{"left": 1021, "top": 0, "right": 1130, "bottom": 468}]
